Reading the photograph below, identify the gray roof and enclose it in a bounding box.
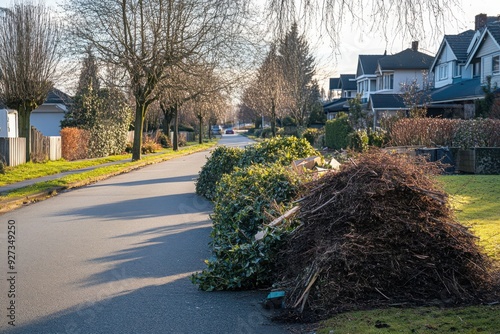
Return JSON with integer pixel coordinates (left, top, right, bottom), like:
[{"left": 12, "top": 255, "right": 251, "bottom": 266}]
[
  {"left": 329, "top": 77, "right": 340, "bottom": 90},
  {"left": 430, "top": 78, "right": 484, "bottom": 103},
  {"left": 378, "top": 49, "right": 434, "bottom": 70},
  {"left": 370, "top": 94, "right": 406, "bottom": 109},
  {"left": 445, "top": 30, "right": 475, "bottom": 62},
  {"left": 339, "top": 74, "right": 356, "bottom": 91},
  {"left": 487, "top": 21, "right": 500, "bottom": 45},
  {"left": 357, "top": 55, "right": 385, "bottom": 76},
  {"left": 323, "top": 98, "right": 350, "bottom": 113},
  {"left": 45, "top": 88, "right": 72, "bottom": 105}
]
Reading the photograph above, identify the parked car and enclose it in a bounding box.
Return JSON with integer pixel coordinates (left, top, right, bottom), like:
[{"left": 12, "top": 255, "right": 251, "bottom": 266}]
[
  {"left": 211, "top": 125, "right": 222, "bottom": 135},
  {"left": 225, "top": 128, "right": 234, "bottom": 134}
]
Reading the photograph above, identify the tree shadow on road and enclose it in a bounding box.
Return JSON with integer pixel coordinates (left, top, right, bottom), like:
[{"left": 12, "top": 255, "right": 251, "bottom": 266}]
[{"left": 58, "top": 192, "right": 213, "bottom": 221}]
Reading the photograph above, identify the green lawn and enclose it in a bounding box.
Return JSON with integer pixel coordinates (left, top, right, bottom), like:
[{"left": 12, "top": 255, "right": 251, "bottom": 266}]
[
  {"left": 0, "top": 142, "right": 216, "bottom": 201},
  {"left": 318, "top": 174, "right": 500, "bottom": 334}
]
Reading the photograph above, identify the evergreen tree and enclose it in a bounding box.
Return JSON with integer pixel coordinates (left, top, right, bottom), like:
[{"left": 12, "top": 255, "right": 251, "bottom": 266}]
[{"left": 278, "top": 22, "right": 315, "bottom": 126}]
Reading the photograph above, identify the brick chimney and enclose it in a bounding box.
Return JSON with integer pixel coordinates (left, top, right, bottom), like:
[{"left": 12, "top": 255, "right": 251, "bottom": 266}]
[
  {"left": 411, "top": 41, "right": 419, "bottom": 51},
  {"left": 475, "top": 13, "right": 488, "bottom": 30}
]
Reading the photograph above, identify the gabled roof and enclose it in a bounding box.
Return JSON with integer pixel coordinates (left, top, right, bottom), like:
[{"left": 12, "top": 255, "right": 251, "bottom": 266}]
[
  {"left": 430, "top": 30, "right": 475, "bottom": 72},
  {"left": 378, "top": 49, "right": 434, "bottom": 71},
  {"left": 445, "top": 30, "right": 476, "bottom": 62},
  {"left": 329, "top": 77, "right": 340, "bottom": 90},
  {"left": 369, "top": 94, "right": 406, "bottom": 110},
  {"left": 323, "top": 98, "right": 350, "bottom": 113},
  {"left": 430, "top": 78, "right": 483, "bottom": 103},
  {"left": 339, "top": 74, "right": 356, "bottom": 91},
  {"left": 44, "top": 88, "right": 72, "bottom": 105},
  {"left": 357, "top": 55, "right": 385, "bottom": 77},
  {"left": 488, "top": 21, "right": 500, "bottom": 45},
  {"left": 466, "top": 22, "right": 500, "bottom": 67}
]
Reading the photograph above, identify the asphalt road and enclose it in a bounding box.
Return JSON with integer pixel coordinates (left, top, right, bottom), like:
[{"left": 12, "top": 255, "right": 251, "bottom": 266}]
[{"left": 0, "top": 134, "right": 293, "bottom": 334}]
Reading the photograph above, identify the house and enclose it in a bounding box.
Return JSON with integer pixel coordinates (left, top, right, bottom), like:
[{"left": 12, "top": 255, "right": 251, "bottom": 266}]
[
  {"left": 368, "top": 94, "right": 407, "bottom": 128},
  {"left": 323, "top": 97, "right": 351, "bottom": 120},
  {"left": 30, "top": 88, "right": 72, "bottom": 136},
  {"left": 356, "top": 54, "right": 385, "bottom": 102},
  {"left": 428, "top": 14, "right": 500, "bottom": 118},
  {"left": 323, "top": 74, "right": 357, "bottom": 119},
  {"left": 465, "top": 20, "right": 500, "bottom": 88}
]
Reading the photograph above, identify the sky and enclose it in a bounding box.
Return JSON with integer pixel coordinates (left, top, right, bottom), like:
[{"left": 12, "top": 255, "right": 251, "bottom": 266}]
[
  {"left": 312, "top": 0, "right": 500, "bottom": 91},
  {"left": 1, "top": 0, "right": 500, "bottom": 94}
]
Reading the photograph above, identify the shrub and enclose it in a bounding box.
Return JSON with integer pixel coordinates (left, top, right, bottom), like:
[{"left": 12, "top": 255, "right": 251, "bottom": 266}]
[
  {"left": 239, "top": 136, "right": 320, "bottom": 168},
  {"left": 192, "top": 163, "right": 305, "bottom": 290},
  {"left": 195, "top": 146, "right": 244, "bottom": 201},
  {"left": 348, "top": 129, "right": 369, "bottom": 152},
  {"left": 453, "top": 118, "right": 500, "bottom": 149},
  {"left": 390, "top": 118, "right": 459, "bottom": 147},
  {"left": 303, "top": 128, "right": 323, "bottom": 147},
  {"left": 141, "top": 136, "right": 162, "bottom": 154},
  {"left": 325, "top": 113, "right": 353, "bottom": 150},
  {"left": 388, "top": 118, "right": 500, "bottom": 148},
  {"left": 158, "top": 133, "right": 171, "bottom": 148},
  {"left": 261, "top": 127, "right": 273, "bottom": 138},
  {"left": 368, "top": 128, "right": 388, "bottom": 147},
  {"left": 61, "top": 127, "right": 90, "bottom": 161}
]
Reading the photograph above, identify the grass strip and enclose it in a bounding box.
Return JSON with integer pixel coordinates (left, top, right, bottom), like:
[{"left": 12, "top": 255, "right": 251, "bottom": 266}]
[{"left": 0, "top": 142, "right": 216, "bottom": 201}]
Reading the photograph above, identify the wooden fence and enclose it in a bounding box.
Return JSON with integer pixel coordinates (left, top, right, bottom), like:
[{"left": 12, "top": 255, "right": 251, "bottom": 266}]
[
  {"left": 31, "top": 127, "right": 62, "bottom": 162},
  {"left": 0, "top": 137, "right": 26, "bottom": 167}
]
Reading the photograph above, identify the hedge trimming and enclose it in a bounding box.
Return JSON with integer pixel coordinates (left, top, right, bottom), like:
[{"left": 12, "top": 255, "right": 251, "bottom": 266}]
[
  {"left": 195, "top": 146, "right": 244, "bottom": 201},
  {"left": 238, "top": 136, "right": 319, "bottom": 168},
  {"left": 195, "top": 136, "right": 320, "bottom": 201},
  {"left": 192, "top": 163, "right": 305, "bottom": 291}
]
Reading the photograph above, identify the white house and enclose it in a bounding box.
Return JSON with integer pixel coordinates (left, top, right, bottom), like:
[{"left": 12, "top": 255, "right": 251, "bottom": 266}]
[
  {"left": 465, "top": 21, "right": 500, "bottom": 88},
  {"left": 30, "top": 88, "right": 72, "bottom": 136},
  {"left": 430, "top": 30, "right": 475, "bottom": 88}
]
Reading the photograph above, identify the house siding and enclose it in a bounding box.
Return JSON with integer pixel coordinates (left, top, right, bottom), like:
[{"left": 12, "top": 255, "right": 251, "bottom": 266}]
[
  {"left": 434, "top": 44, "right": 456, "bottom": 88},
  {"left": 477, "top": 34, "right": 499, "bottom": 58},
  {"left": 394, "top": 70, "right": 428, "bottom": 93}
]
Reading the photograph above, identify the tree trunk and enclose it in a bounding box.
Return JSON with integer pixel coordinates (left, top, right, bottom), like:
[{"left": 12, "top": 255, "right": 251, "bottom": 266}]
[
  {"left": 132, "top": 102, "right": 146, "bottom": 161},
  {"left": 198, "top": 116, "right": 203, "bottom": 144},
  {"left": 271, "top": 100, "right": 276, "bottom": 137},
  {"left": 18, "top": 103, "right": 32, "bottom": 162},
  {"left": 173, "top": 103, "right": 179, "bottom": 151}
]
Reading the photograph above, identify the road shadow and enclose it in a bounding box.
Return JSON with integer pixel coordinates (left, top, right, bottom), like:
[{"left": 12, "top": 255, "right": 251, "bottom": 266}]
[
  {"left": 80, "top": 220, "right": 213, "bottom": 287},
  {"left": 87, "top": 174, "right": 200, "bottom": 188},
  {"left": 5, "top": 284, "right": 289, "bottom": 334},
  {"left": 3, "top": 224, "right": 290, "bottom": 334},
  {"left": 58, "top": 193, "right": 213, "bottom": 221}
]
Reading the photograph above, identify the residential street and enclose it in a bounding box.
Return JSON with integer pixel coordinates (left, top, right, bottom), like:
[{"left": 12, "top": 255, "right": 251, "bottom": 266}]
[{"left": 0, "top": 134, "right": 291, "bottom": 334}]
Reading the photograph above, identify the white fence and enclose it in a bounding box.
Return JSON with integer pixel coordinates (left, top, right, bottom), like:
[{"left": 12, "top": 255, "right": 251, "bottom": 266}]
[{"left": 0, "top": 137, "right": 26, "bottom": 167}]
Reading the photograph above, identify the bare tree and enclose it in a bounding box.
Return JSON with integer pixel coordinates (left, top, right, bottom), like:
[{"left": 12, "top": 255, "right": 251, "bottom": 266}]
[
  {"left": 242, "top": 44, "right": 286, "bottom": 136},
  {"left": 65, "top": 0, "right": 249, "bottom": 160},
  {"left": 266, "top": 0, "right": 459, "bottom": 49},
  {"left": 0, "top": 1, "right": 62, "bottom": 162}
]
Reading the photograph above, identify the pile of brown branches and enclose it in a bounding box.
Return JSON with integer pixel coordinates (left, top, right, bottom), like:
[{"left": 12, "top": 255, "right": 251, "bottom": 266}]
[{"left": 275, "top": 150, "right": 496, "bottom": 321}]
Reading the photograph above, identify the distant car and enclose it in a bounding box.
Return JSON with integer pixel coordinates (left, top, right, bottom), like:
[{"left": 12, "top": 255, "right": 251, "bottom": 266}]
[
  {"left": 211, "top": 125, "right": 222, "bottom": 135},
  {"left": 225, "top": 128, "right": 234, "bottom": 134}
]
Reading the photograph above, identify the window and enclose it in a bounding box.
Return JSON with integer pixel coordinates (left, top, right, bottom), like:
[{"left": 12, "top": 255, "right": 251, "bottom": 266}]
[
  {"left": 383, "top": 74, "right": 394, "bottom": 90},
  {"left": 473, "top": 61, "right": 481, "bottom": 77},
  {"left": 453, "top": 63, "right": 463, "bottom": 77},
  {"left": 439, "top": 64, "right": 448, "bottom": 80},
  {"left": 493, "top": 55, "right": 500, "bottom": 74}
]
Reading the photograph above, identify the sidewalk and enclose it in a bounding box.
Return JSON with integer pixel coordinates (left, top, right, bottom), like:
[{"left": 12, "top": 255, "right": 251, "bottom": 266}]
[{"left": 0, "top": 159, "right": 132, "bottom": 194}]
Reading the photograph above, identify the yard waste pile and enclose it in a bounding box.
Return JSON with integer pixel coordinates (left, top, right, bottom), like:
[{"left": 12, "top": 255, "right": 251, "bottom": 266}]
[{"left": 274, "top": 150, "right": 496, "bottom": 321}]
